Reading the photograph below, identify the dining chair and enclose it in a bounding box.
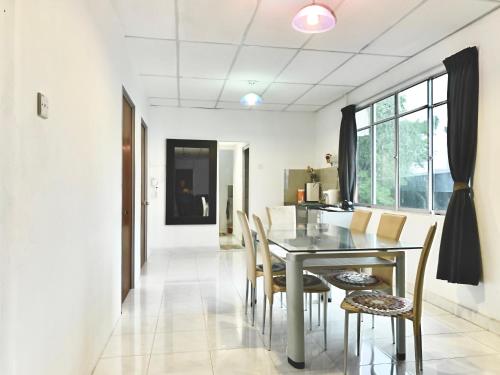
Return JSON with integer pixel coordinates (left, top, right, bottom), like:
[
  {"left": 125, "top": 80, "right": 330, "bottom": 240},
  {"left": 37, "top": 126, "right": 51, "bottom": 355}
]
[
  {"left": 237, "top": 211, "right": 286, "bottom": 326},
  {"left": 349, "top": 210, "right": 373, "bottom": 233},
  {"left": 304, "top": 209, "right": 373, "bottom": 321},
  {"left": 324, "top": 213, "right": 407, "bottom": 342},
  {"left": 266, "top": 205, "right": 296, "bottom": 227},
  {"left": 341, "top": 222, "right": 437, "bottom": 374},
  {"left": 253, "top": 214, "right": 330, "bottom": 351}
]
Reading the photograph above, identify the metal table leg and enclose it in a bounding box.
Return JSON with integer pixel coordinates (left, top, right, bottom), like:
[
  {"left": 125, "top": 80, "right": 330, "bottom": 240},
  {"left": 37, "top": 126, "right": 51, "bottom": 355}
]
[
  {"left": 395, "top": 252, "right": 406, "bottom": 360},
  {"left": 286, "top": 253, "right": 305, "bottom": 369}
]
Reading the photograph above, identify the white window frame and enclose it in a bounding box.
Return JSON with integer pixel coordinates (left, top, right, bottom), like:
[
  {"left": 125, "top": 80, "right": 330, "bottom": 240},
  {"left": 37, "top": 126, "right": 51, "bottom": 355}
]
[{"left": 354, "top": 73, "right": 449, "bottom": 214}]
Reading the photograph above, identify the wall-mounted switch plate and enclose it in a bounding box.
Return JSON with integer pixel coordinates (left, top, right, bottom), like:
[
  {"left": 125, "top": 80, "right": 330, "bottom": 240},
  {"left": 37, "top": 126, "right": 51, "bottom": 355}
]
[{"left": 37, "top": 92, "right": 49, "bottom": 119}]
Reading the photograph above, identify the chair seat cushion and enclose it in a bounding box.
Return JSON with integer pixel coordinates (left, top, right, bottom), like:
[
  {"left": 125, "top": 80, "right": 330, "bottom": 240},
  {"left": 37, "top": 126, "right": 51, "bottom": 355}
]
[
  {"left": 332, "top": 271, "right": 381, "bottom": 287},
  {"left": 344, "top": 291, "right": 413, "bottom": 316},
  {"left": 256, "top": 263, "right": 286, "bottom": 273},
  {"left": 273, "top": 274, "right": 329, "bottom": 293}
]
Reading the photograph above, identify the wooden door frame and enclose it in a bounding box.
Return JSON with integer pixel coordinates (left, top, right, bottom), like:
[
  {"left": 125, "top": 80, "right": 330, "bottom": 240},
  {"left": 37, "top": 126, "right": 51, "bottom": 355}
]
[
  {"left": 140, "top": 120, "right": 148, "bottom": 267},
  {"left": 122, "top": 88, "right": 135, "bottom": 299}
]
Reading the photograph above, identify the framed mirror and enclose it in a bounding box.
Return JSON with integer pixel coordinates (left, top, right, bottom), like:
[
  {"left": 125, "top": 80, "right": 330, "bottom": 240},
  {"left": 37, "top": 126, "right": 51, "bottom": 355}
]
[{"left": 166, "top": 139, "right": 217, "bottom": 225}]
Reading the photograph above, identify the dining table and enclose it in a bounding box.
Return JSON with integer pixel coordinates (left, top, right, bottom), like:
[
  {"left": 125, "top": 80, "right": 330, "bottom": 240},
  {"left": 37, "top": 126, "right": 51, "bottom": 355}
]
[{"left": 256, "top": 222, "right": 423, "bottom": 369}]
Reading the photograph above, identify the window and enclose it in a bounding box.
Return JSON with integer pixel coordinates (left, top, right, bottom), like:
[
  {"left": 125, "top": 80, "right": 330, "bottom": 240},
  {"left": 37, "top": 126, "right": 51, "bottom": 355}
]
[{"left": 355, "top": 74, "right": 451, "bottom": 212}]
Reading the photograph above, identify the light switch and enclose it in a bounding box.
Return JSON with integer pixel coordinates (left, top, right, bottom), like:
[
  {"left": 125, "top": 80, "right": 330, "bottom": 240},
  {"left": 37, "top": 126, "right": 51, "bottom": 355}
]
[{"left": 37, "top": 92, "right": 49, "bottom": 119}]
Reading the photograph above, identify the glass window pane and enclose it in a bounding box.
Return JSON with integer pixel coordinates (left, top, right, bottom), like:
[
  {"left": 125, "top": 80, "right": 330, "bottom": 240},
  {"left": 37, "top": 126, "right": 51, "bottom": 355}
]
[
  {"left": 356, "top": 128, "right": 371, "bottom": 204},
  {"left": 356, "top": 107, "right": 371, "bottom": 129},
  {"left": 374, "top": 96, "right": 395, "bottom": 122},
  {"left": 433, "top": 104, "right": 452, "bottom": 210},
  {"left": 398, "top": 81, "right": 427, "bottom": 114},
  {"left": 374, "top": 120, "right": 396, "bottom": 206},
  {"left": 433, "top": 74, "right": 448, "bottom": 104},
  {"left": 399, "top": 110, "right": 429, "bottom": 209}
]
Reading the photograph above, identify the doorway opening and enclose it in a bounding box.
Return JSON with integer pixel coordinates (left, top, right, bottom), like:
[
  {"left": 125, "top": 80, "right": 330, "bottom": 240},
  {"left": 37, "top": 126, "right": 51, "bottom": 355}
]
[
  {"left": 218, "top": 142, "right": 248, "bottom": 250},
  {"left": 140, "top": 120, "right": 148, "bottom": 268},
  {"left": 122, "top": 91, "right": 135, "bottom": 303}
]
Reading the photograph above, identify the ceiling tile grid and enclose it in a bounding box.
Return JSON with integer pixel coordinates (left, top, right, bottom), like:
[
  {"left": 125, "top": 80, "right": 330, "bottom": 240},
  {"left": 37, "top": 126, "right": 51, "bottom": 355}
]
[
  {"left": 125, "top": 38, "right": 177, "bottom": 76},
  {"left": 114, "top": 0, "right": 499, "bottom": 112},
  {"left": 277, "top": 50, "right": 353, "bottom": 84},
  {"left": 179, "top": 42, "right": 238, "bottom": 79}
]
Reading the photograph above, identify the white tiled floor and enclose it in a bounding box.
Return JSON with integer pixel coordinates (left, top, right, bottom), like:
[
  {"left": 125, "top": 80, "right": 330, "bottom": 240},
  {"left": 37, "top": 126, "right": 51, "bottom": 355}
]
[{"left": 93, "top": 248, "right": 500, "bottom": 374}]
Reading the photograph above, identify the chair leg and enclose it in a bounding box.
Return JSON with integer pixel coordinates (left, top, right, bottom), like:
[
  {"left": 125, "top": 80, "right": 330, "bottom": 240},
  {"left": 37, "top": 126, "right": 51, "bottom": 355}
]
[
  {"left": 356, "top": 313, "right": 361, "bottom": 356},
  {"left": 309, "top": 293, "right": 313, "bottom": 331},
  {"left": 391, "top": 317, "right": 395, "bottom": 344},
  {"left": 413, "top": 324, "right": 420, "bottom": 374},
  {"left": 323, "top": 292, "right": 328, "bottom": 350},
  {"left": 372, "top": 315, "right": 375, "bottom": 329},
  {"left": 245, "top": 279, "right": 249, "bottom": 315},
  {"left": 262, "top": 295, "right": 267, "bottom": 335},
  {"left": 344, "top": 311, "right": 349, "bottom": 375},
  {"left": 318, "top": 294, "right": 321, "bottom": 327},
  {"left": 417, "top": 324, "right": 423, "bottom": 372},
  {"left": 268, "top": 302, "right": 273, "bottom": 351},
  {"left": 251, "top": 287, "right": 256, "bottom": 327}
]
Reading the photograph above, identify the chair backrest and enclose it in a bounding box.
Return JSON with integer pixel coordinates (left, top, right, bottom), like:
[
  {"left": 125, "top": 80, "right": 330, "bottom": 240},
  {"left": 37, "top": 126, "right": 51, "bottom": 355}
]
[
  {"left": 252, "top": 214, "right": 275, "bottom": 303},
  {"left": 376, "top": 213, "right": 407, "bottom": 241},
  {"left": 266, "top": 206, "right": 296, "bottom": 228},
  {"left": 413, "top": 223, "right": 437, "bottom": 324},
  {"left": 350, "top": 210, "right": 372, "bottom": 233},
  {"left": 373, "top": 213, "right": 407, "bottom": 285},
  {"left": 237, "top": 211, "right": 257, "bottom": 286}
]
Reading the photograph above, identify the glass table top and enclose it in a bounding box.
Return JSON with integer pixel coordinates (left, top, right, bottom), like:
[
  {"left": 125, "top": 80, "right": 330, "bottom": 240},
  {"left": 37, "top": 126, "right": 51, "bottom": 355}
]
[{"left": 266, "top": 223, "right": 422, "bottom": 253}]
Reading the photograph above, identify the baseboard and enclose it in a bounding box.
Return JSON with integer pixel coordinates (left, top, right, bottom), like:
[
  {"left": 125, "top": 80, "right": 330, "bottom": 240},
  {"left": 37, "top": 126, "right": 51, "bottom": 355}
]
[{"left": 408, "top": 281, "right": 500, "bottom": 334}]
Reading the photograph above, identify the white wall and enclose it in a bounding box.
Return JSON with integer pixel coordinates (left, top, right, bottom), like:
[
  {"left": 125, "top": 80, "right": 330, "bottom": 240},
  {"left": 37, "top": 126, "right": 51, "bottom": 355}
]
[
  {"left": 148, "top": 107, "right": 316, "bottom": 249},
  {"left": 314, "top": 97, "right": 346, "bottom": 166},
  {"left": 0, "top": 1, "right": 15, "bottom": 373},
  {"left": 1, "top": 0, "right": 149, "bottom": 373},
  {"left": 317, "top": 9, "right": 500, "bottom": 329}
]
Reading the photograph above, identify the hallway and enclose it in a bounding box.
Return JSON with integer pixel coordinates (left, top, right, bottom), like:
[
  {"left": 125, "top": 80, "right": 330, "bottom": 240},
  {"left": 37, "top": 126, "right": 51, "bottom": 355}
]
[{"left": 94, "top": 248, "right": 500, "bottom": 374}]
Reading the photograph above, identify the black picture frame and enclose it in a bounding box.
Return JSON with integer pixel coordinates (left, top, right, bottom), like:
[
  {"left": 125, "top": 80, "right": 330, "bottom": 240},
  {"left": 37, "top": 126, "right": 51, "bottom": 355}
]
[{"left": 165, "top": 139, "right": 217, "bottom": 225}]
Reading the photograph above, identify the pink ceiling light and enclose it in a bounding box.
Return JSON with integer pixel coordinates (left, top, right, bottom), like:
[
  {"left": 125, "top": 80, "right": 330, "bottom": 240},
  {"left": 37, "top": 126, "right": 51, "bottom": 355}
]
[{"left": 292, "top": 2, "right": 336, "bottom": 34}]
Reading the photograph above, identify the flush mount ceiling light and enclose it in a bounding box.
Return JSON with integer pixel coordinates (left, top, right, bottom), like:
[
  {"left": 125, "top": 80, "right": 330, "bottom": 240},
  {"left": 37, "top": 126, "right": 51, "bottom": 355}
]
[
  {"left": 240, "top": 81, "right": 262, "bottom": 106},
  {"left": 292, "top": 1, "right": 336, "bottom": 34},
  {"left": 240, "top": 92, "right": 262, "bottom": 106}
]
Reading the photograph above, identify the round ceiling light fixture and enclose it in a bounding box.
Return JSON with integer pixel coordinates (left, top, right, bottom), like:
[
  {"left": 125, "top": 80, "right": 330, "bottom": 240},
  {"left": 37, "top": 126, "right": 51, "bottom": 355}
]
[
  {"left": 240, "top": 81, "right": 262, "bottom": 106},
  {"left": 292, "top": 2, "right": 336, "bottom": 34},
  {"left": 240, "top": 92, "right": 262, "bottom": 106}
]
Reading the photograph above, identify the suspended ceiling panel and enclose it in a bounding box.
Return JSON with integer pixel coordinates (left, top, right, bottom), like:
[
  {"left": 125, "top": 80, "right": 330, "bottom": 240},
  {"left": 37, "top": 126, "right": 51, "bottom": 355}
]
[
  {"left": 219, "top": 80, "right": 268, "bottom": 102},
  {"left": 113, "top": 0, "right": 500, "bottom": 111},
  {"left": 142, "top": 76, "right": 178, "bottom": 98},
  {"left": 112, "top": 0, "right": 176, "bottom": 39},
  {"left": 180, "top": 78, "right": 225, "bottom": 101},
  {"left": 286, "top": 104, "right": 323, "bottom": 112},
  {"left": 180, "top": 99, "right": 217, "bottom": 109},
  {"left": 322, "top": 54, "right": 407, "bottom": 86},
  {"left": 229, "top": 46, "right": 296, "bottom": 82},
  {"left": 125, "top": 38, "right": 177, "bottom": 76},
  {"left": 262, "top": 83, "right": 313, "bottom": 104},
  {"left": 179, "top": 42, "right": 238, "bottom": 79},
  {"left": 305, "top": 0, "right": 422, "bottom": 53},
  {"left": 178, "top": 0, "right": 257, "bottom": 44},
  {"left": 363, "top": 0, "right": 498, "bottom": 56},
  {"left": 245, "top": 0, "right": 312, "bottom": 48},
  {"left": 277, "top": 50, "right": 353, "bottom": 84},
  {"left": 296, "top": 85, "right": 352, "bottom": 105}
]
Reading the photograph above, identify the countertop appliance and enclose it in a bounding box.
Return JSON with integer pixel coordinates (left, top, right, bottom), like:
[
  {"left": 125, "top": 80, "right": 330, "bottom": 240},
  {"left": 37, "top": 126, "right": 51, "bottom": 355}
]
[{"left": 305, "top": 182, "right": 320, "bottom": 202}]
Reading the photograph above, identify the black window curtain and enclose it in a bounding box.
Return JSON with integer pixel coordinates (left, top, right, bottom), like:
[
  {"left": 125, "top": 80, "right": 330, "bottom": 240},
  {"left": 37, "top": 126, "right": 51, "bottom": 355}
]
[
  {"left": 437, "top": 47, "right": 481, "bottom": 285},
  {"left": 338, "top": 105, "right": 357, "bottom": 202}
]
